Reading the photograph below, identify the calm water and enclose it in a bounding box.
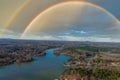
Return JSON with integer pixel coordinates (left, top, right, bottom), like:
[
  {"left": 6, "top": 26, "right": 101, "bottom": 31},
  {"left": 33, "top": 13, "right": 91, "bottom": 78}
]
[{"left": 0, "top": 48, "right": 69, "bottom": 80}]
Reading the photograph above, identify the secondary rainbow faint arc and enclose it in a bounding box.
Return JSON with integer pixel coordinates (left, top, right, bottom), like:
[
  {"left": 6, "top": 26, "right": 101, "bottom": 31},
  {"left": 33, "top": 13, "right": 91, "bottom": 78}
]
[
  {"left": 21, "top": 1, "right": 120, "bottom": 38},
  {"left": 0, "top": 0, "right": 31, "bottom": 37}
]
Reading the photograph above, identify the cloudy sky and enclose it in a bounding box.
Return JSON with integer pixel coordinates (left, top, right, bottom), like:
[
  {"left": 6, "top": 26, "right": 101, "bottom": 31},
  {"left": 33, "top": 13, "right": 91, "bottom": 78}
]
[{"left": 0, "top": 0, "right": 120, "bottom": 42}]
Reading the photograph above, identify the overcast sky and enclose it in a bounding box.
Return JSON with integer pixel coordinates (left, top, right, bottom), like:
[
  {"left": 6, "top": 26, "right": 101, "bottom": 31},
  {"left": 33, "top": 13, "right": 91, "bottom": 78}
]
[{"left": 0, "top": 0, "right": 120, "bottom": 42}]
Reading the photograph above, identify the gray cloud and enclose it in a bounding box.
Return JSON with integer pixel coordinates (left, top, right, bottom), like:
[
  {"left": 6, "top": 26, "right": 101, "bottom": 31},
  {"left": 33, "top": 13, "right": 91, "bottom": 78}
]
[{"left": 0, "top": 0, "right": 120, "bottom": 42}]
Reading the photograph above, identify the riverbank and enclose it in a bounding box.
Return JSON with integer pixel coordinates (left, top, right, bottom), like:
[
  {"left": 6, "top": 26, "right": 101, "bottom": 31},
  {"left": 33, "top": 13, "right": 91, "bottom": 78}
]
[
  {"left": 1, "top": 40, "right": 120, "bottom": 80},
  {"left": 0, "top": 52, "right": 46, "bottom": 66},
  {"left": 57, "top": 45, "right": 120, "bottom": 80},
  {"left": 0, "top": 48, "right": 69, "bottom": 80},
  {"left": 0, "top": 40, "right": 65, "bottom": 66}
]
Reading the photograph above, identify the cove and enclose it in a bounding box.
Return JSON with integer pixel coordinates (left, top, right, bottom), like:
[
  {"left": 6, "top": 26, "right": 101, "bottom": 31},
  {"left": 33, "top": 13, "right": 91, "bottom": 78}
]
[{"left": 0, "top": 48, "right": 69, "bottom": 80}]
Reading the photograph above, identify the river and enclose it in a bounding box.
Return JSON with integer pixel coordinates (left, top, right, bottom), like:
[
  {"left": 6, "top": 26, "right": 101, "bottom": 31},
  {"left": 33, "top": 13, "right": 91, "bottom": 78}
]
[{"left": 0, "top": 48, "right": 69, "bottom": 80}]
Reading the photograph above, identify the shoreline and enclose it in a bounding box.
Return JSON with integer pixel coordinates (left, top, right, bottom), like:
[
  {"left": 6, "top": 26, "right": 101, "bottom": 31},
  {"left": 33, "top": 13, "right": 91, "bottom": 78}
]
[{"left": 57, "top": 46, "right": 120, "bottom": 80}]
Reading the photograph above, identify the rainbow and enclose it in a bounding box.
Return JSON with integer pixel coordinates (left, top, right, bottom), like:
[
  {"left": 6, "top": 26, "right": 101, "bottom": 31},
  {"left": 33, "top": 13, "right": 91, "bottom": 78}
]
[
  {"left": 20, "top": 1, "right": 120, "bottom": 38},
  {"left": 0, "top": 0, "right": 31, "bottom": 37}
]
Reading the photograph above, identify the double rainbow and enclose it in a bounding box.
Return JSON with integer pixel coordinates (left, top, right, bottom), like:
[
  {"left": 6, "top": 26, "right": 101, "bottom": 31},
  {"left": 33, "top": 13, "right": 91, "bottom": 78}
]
[
  {"left": 0, "top": 1, "right": 119, "bottom": 38},
  {"left": 21, "top": 1, "right": 120, "bottom": 38}
]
